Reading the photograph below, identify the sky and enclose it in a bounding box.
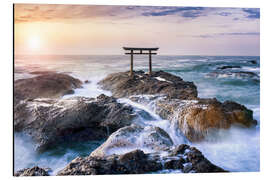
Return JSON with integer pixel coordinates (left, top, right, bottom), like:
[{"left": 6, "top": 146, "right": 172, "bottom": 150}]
[{"left": 14, "top": 4, "right": 260, "bottom": 56}]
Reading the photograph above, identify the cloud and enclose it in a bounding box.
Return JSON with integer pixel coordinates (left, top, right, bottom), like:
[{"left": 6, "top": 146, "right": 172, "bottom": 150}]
[
  {"left": 242, "top": 8, "right": 260, "bottom": 19},
  {"left": 218, "top": 12, "right": 232, "bottom": 16},
  {"left": 193, "top": 32, "right": 260, "bottom": 38},
  {"left": 14, "top": 4, "right": 260, "bottom": 24},
  {"left": 141, "top": 7, "right": 206, "bottom": 18}
]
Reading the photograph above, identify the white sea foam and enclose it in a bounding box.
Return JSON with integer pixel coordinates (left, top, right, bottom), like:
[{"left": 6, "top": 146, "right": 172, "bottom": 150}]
[{"left": 63, "top": 76, "right": 112, "bottom": 99}]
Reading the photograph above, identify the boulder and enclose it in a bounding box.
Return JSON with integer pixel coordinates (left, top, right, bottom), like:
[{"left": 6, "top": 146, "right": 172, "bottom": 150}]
[
  {"left": 184, "top": 147, "right": 226, "bottom": 173},
  {"left": 98, "top": 70, "right": 198, "bottom": 100},
  {"left": 155, "top": 97, "right": 257, "bottom": 141},
  {"left": 57, "top": 150, "right": 163, "bottom": 175},
  {"left": 14, "top": 94, "right": 136, "bottom": 151},
  {"left": 129, "top": 95, "right": 257, "bottom": 142},
  {"left": 90, "top": 124, "right": 173, "bottom": 157},
  {"left": 57, "top": 145, "right": 227, "bottom": 175},
  {"left": 14, "top": 73, "right": 82, "bottom": 105},
  {"left": 14, "top": 166, "right": 50, "bottom": 176}
]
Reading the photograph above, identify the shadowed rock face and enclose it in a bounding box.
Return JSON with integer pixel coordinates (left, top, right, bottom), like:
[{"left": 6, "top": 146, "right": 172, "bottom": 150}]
[
  {"left": 14, "top": 73, "right": 82, "bottom": 105},
  {"left": 98, "top": 70, "right": 198, "bottom": 100},
  {"left": 90, "top": 124, "right": 173, "bottom": 157},
  {"left": 14, "top": 94, "right": 136, "bottom": 152},
  {"left": 57, "top": 145, "right": 227, "bottom": 175},
  {"left": 130, "top": 95, "right": 257, "bottom": 142},
  {"left": 14, "top": 166, "right": 50, "bottom": 176}
]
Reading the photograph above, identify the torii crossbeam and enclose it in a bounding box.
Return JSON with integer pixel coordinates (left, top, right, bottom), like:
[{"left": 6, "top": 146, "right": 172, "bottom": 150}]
[{"left": 123, "top": 47, "right": 159, "bottom": 76}]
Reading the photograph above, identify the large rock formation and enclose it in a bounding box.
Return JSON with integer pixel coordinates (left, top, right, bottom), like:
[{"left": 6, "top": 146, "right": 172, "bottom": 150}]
[
  {"left": 14, "top": 94, "right": 136, "bottom": 151},
  {"left": 57, "top": 145, "right": 227, "bottom": 175},
  {"left": 14, "top": 73, "right": 82, "bottom": 105},
  {"left": 99, "top": 70, "right": 198, "bottom": 100},
  {"left": 130, "top": 95, "right": 257, "bottom": 142},
  {"left": 90, "top": 124, "right": 173, "bottom": 157},
  {"left": 14, "top": 166, "right": 50, "bottom": 176}
]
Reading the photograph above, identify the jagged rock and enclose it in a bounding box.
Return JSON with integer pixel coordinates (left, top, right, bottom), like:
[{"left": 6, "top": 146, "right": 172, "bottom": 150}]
[
  {"left": 57, "top": 145, "right": 227, "bottom": 175},
  {"left": 14, "top": 73, "right": 82, "bottom": 105},
  {"left": 90, "top": 124, "right": 173, "bottom": 157},
  {"left": 99, "top": 70, "right": 198, "bottom": 100},
  {"left": 14, "top": 94, "right": 136, "bottom": 151},
  {"left": 129, "top": 95, "right": 256, "bottom": 142},
  {"left": 156, "top": 98, "right": 256, "bottom": 141},
  {"left": 14, "top": 166, "right": 50, "bottom": 176},
  {"left": 57, "top": 150, "right": 163, "bottom": 175},
  {"left": 185, "top": 147, "right": 226, "bottom": 173},
  {"left": 217, "top": 65, "right": 241, "bottom": 70}
]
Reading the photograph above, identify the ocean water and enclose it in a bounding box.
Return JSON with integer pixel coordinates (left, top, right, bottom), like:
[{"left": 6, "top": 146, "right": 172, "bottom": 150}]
[{"left": 14, "top": 55, "right": 260, "bottom": 174}]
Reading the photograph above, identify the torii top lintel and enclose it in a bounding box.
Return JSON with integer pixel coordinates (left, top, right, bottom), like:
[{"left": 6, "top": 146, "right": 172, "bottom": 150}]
[{"left": 123, "top": 47, "right": 159, "bottom": 76}]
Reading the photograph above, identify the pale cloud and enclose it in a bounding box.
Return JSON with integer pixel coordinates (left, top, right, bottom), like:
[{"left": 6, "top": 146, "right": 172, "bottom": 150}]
[{"left": 14, "top": 4, "right": 260, "bottom": 56}]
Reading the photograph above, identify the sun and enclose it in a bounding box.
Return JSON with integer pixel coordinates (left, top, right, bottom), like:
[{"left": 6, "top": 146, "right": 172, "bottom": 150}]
[{"left": 28, "top": 36, "right": 41, "bottom": 51}]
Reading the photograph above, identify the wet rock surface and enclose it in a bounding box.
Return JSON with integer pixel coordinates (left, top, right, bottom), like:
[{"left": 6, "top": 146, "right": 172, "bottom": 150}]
[
  {"left": 14, "top": 166, "right": 50, "bottom": 176},
  {"left": 90, "top": 124, "right": 173, "bottom": 157},
  {"left": 130, "top": 95, "right": 256, "bottom": 142},
  {"left": 57, "top": 145, "right": 227, "bottom": 175},
  {"left": 14, "top": 94, "right": 136, "bottom": 151},
  {"left": 157, "top": 98, "right": 256, "bottom": 141},
  {"left": 14, "top": 73, "right": 82, "bottom": 105},
  {"left": 99, "top": 70, "right": 198, "bottom": 100}
]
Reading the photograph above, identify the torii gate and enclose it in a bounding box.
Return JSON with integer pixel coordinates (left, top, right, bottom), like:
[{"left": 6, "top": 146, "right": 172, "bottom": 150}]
[{"left": 123, "top": 47, "right": 159, "bottom": 76}]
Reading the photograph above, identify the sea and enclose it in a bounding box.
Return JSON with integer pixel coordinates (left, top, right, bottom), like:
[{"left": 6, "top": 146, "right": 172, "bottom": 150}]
[{"left": 14, "top": 55, "right": 260, "bottom": 174}]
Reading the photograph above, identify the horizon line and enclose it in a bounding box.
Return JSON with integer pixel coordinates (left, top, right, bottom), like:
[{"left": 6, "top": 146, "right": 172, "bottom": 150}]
[{"left": 14, "top": 53, "right": 260, "bottom": 57}]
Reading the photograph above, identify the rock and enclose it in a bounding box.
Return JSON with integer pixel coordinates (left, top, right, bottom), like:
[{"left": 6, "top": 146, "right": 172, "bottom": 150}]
[
  {"left": 164, "top": 159, "right": 184, "bottom": 170},
  {"left": 185, "top": 147, "right": 227, "bottom": 173},
  {"left": 14, "top": 166, "right": 50, "bottom": 176},
  {"left": 217, "top": 65, "right": 241, "bottom": 70},
  {"left": 28, "top": 70, "right": 57, "bottom": 75},
  {"left": 155, "top": 97, "right": 256, "bottom": 141},
  {"left": 14, "top": 73, "right": 82, "bottom": 105},
  {"left": 57, "top": 150, "right": 163, "bottom": 175},
  {"left": 129, "top": 95, "right": 256, "bottom": 142},
  {"left": 57, "top": 145, "right": 227, "bottom": 175},
  {"left": 90, "top": 124, "right": 173, "bottom": 157},
  {"left": 170, "top": 144, "right": 190, "bottom": 156},
  {"left": 84, "top": 80, "right": 90, "bottom": 84},
  {"left": 99, "top": 70, "right": 198, "bottom": 100},
  {"left": 14, "top": 94, "right": 136, "bottom": 151},
  {"left": 249, "top": 60, "right": 257, "bottom": 64}
]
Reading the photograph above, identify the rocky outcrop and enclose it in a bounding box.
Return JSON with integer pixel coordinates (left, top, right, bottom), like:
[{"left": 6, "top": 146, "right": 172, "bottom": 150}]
[
  {"left": 14, "top": 73, "right": 82, "bottom": 105},
  {"left": 90, "top": 124, "right": 173, "bottom": 157},
  {"left": 57, "top": 145, "right": 227, "bottom": 175},
  {"left": 217, "top": 65, "right": 241, "bottom": 70},
  {"left": 130, "top": 95, "right": 257, "bottom": 142},
  {"left": 14, "top": 94, "right": 136, "bottom": 151},
  {"left": 249, "top": 60, "right": 257, "bottom": 65},
  {"left": 14, "top": 166, "right": 50, "bottom": 176},
  {"left": 99, "top": 70, "right": 198, "bottom": 100}
]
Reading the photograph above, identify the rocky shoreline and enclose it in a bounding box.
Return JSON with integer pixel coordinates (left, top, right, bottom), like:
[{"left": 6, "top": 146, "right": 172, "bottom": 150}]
[{"left": 14, "top": 70, "right": 257, "bottom": 176}]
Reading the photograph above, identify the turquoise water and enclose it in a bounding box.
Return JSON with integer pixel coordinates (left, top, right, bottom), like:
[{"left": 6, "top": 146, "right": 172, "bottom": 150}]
[{"left": 14, "top": 55, "right": 260, "bottom": 173}]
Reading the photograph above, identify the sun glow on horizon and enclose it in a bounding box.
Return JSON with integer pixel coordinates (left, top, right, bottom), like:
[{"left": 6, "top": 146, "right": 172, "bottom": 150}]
[{"left": 27, "top": 36, "right": 41, "bottom": 52}]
